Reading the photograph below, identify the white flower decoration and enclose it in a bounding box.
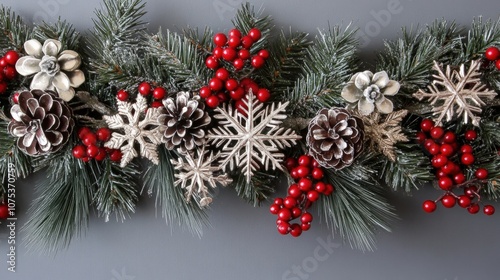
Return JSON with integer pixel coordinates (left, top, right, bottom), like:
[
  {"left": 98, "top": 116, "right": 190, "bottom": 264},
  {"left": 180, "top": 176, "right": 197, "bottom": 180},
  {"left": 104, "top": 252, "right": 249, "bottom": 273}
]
[
  {"left": 15, "top": 39, "right": 85, "bottom": 101},
  {"left": 341, "top": 70, "right": 400, "bottom": 115}
]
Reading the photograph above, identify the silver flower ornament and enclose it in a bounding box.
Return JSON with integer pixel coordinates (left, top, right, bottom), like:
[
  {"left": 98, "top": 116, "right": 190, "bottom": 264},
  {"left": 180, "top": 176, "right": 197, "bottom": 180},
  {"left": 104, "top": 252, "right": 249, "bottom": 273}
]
[
  {"left": 15, "top": 39, "right": 85, "bottom": 101},
  {"left": 341, "top": 70, "right": 400, "bottom": 115}
]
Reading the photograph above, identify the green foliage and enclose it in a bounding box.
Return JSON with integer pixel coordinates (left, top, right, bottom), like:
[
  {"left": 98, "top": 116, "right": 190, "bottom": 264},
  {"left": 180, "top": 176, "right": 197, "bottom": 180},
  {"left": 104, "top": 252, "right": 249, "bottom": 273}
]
[
  {"left": 0, "top": 119, "right": 13, "bottom": 157},
  {"left": 94, "top": 160, "right": 140, "bottom": 222},
  {"left": 455, "top": 17, "right": 500, "bottom": 64},
  {"left": 142, "top": 147, "right": 208, "bottom": 236},
  {"left": 232, "top": 171, "right": 278, "bottom": 207},
  {"left": 0, "top": 5, "right": 31, "bottom": 51},
  {"left": 33, "top": 19, "right": 81, "bottom": 52},
  {"left": 231, "top": 3, "right": 273, "bottom": 52},
  {"left": 22, "top": 151, "right": 95, "bottom": 253}
]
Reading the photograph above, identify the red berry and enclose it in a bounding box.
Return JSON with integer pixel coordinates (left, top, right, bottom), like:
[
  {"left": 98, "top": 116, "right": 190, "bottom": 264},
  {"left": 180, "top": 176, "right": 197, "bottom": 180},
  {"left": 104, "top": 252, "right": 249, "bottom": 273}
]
[
  {"left": 439, "top": 144, "right": 454, "bottom": 157},
  {"left": 416, "top": 131, "right": 426, "bottom": 144},
  {"left": 229, "top": 29, "right": 242, "bottom": 38},
  {"left": 324, "top": 184, "right": 334, "bottom": 195},
  {"left": 248, "top": 28, "right": 262, "bottom": 41},
  {"left": 72, "top": 145, "right": 86, "bottom": 159},
  {"left": 314, "top": 182, "right": 326, "bottom": 193},
  {"left": 496, "top": 59, "right": 500, "bottom": 70},
  {"left": 78, "top": 127, "right": 92, "bottom": 140},
  {"left": 438, "top": 176, "right": 453, "bottom": 191},
  {"left": 0, "top": 58, "right": 6, "bottom": 68},
  {"left": 295, "top": 165, "right": 310, "bottom": 178},
  {"left": 244, "top": 82, "right": 259, "bottom": 95},
  {"left": 4, "top": 50, "right": 19, "bottom": 65},
  {"left": 229, "top": 87, "right": 245, "bottom": 100},
  {"left": 298, "top": 155, "right": 312, "bottom": 166},
  {"left": 288, "top": 184, "right": 302, "bottom": 198},
  {"left": 205, "top": 95, "right": 220, "bottom": 108},
  {"left": 443, "top": 131, "right": 456, "bottom": 143},
  {"left": 251, "top": 55, "right": 265, "bottom": 68},
  {"left": 461, "top": 153, "right": 475, "bottom": 165},
  {"left": 95, "top": 147, "right": 107, "bottom": 161},
  {"left": 0, "top": 204, "right": 8, "bottom": 219},
  {"left": 216, "top": 92, "right": 228, "bottom": 103},
  {"left": 209, "top": 77, "right": 224, "bottom": 91},
  {"left": 257, "top": 88, "right": 271, "bottom": 102},
  {"left": 213, "top": 47, "right": 223, "bottom": 59},
  {"left": 441, "top": 194, "right": 456, "bottom": 208},
  {"left": 307, "top": 190, "right": 320, "bottom": 202},
  {"left": 199, "top": 86, "right": 212, "bottom": 98},
  {"left": 233, "top": 58, "right": 245, "bottom": 71},
  {"left": 436, "top": 169, "right": 447, "bottom": 178},
  {"left": 485, "top": 46, "right": 500, "bottom": 61},
  {"left": 213, "top": 33, "right": 227, "bottom": 47},
  {"left": 430, "top": 126, "right": 444, "bottom": 140},
  {"left": 228, "top": 36, "right": 241, "bottom": 48},
  {"left": 422, "top": 200, "right": 436, "bottom": 213},
  {"left": 116, "top": 89, "right": 129, "bottom": 101},
  {"left": 311, "top": 159, "right": 320, "bottom": 168},
  {"left": 258, "top": 49, "right": 269, "bottom": 59},
  {"left": 432, "top": 154, "right": 448, "bottom": 168},
  {"left": 270, "top": 203, "right": 280, "bottom": 215},
  {"left": 222, "top": 48, "right": 237, "bottom": 61},
  {"left": 283, "top": 196, "right": 297, "bottom": 209},
  {"left": 467, "top": 203, "right": 480, "bottom": 214},
  {"left": 460, "top": 144, "right": 473, "bottom": 154},
  {"left": 298, "top": 178, "right": 313, "bottom": 192},
  {"left": 138, "top": 82, "right": 151, "bottom": 95},
  {"left": 301, "top": 223, "right": 311, "bottom": 231},
  {"left": 277, "top": 221, "right": 290, "bottom": 235},
  {"left": 458, "top": 195, "right": 471, "bottom": 208},
  {"left": 427, "top": 143, "right": 440, "bottom": 155},
  {"left": 475, "top": 168, "right": 488, "bottom": 180},
  {"left": 483, "top": 205, "right": 495, "bottom": 216},
  {"left": 420, "top": 119, "right": 434, "bottom": 132},
  {"left": 0, "top": 81, "right": 7, "bottom": 94},
  {"left": 453, "top": 173, "right": 466, "bottom": 184},
  {"left": 464, "top": 186, "right": 478, "bottom": 198},
  {"left": 215, "top": 68, "right": 230, "bottom": 81},
  {"left": 3, "top": 66, "right": 16, "bottom": 80},
  {"left": 152, "top": 87, "right": 166, "bottom": 100},
  {"left": 12, "top": 92, "right": 19, "bottom": 103},
  {"left": 464, "top": 130, "right": 477, "bottom": 141},
  {"left": 96, "top": 127, "right": 111, "bottom": 142},
  {"left": 291, "top": 207, "right": 302, "bottom": 219},
  {"left": 441, "top": 162, "right": 456, "bottom": 175},
  {"left": 205, "top": 56, "right": 219, "bottom": 69},
  {"left": 311, "top": 167, "right": 324, "bottom": 180},
  {"left": 241, "top": 36, "right": 254, "bottom": 49},
  {"left": 238, "top": 49, "right": 251, "bottom": 60},
  {"left": 82, "top": 133, "right": 98, "bottom": 146},
  {"left": 87, "top": 144, "right": 99, "bottom": 158},
  {"left": 285, "top": 158, "right": 298, "bottom": 171},
  {"left": 278, "top": 208, "right": 292, "bottom": 221},
  {"left": 109, "top": 149, "right": 122, "bottom": 162},
  {"left": 290, "top": 223, "right": 302, "bottom": 237},
  {"left": 301, "top": 212, "right": 313, "bottom": 224},
  {"left": 225, "top": 79, "right": 239, "bottom": 91},
  {"left": 274, "top": 198, "right": 284, "bottom": 206}
]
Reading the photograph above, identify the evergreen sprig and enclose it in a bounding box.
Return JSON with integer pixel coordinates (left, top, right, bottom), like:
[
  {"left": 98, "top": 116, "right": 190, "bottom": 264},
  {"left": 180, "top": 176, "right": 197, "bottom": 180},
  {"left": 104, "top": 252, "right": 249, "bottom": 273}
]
[
  {"left": 231, "top": 3, "right": 273, "bottom": 52},
  {"left": 0, "top": 5, "right": 31, "bottom": 51},
  {"left": 33, "top": 19, "right": 81, "bottom": 52},
  {"left": 232, "top": 171, "right": 278, "bottom": 207},
  {"left": 455, "top": 16, "right": 500, "bottom": 64}
]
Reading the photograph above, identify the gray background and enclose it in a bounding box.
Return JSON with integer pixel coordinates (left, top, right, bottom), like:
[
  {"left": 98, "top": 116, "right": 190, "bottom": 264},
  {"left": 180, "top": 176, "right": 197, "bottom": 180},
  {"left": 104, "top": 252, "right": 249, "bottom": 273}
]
[{"left": 0, "top": 0, "right": 500, "bottom": 279}]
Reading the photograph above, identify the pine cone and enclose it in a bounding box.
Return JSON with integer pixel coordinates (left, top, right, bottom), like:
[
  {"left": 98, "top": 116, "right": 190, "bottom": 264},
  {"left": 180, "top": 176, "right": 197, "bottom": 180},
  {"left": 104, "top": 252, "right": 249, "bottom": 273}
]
[
  {"left": 8, "top": 89, "right": 74, "bottom": 156},
  {"left": 306, "top": 108, "right": 364, "bottom": 170},
  {"left": 159, "top": 92, "right": 211, "bottom": 153}
]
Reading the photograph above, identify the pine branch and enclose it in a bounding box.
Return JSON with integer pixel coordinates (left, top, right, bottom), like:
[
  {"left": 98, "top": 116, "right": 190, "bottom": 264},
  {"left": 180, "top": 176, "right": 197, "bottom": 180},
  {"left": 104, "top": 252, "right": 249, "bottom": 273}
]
[
  {"left": 318, "top": 161, "right": 397, "bottom": 251},
  {"left": 232, "top": 171, "right": 278, "bottom": 206},
  {"left": 142, "top": 146, "right": 207, "bottom": 236},
  {"left": 0, "top": 5, "right": 31, "bottom": 51},
  {"left": 286, "top": 25, "right": 358, "bottom": 118},
  {"left": 455, "top": 16, "right": 500, "bottom": 64},
  {"left": 231, "top": 3, "right": 273, "bottom": 52},
  {"left": 94, "top": 160, "right": 140, "bottom": 222},
  {"left": 0, "top": 118, "right": 13, "bottom": 157},
  {"left": 32, "top": 19, "right": 81, "bottom": 51},
  {"left": 22, "top": 151, "right": 95, "bottom": 253}
]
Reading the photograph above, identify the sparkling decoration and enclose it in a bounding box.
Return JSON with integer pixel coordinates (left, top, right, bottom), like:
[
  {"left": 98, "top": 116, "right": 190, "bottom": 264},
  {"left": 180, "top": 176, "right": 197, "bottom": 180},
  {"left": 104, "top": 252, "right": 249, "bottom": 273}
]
[
  {"left": 15, "top": 39, "right": 85, "bottom": 101},
  {"left": 413, "top": 60, "right": 497, "bottom": 127},
  {"left": 171, "top": 145, "right": 232, "bottom": 207},
  {"left": 207, "top": 91, "right": 301, "bottom": 183},
  {"left": 306, "top": 108, "right": 364, "bottom": 170},
  {"left": 103, "top": 94, "right": 164, "bottom": 167},
  {"left": 8, "top": 90, "right": 74, "bottom": 156},
  {"left": 341, "top": 70, "right": 400, "bottom": 115},
  {"left": 356, "top": 109, "right": 409, "bottom": 162},
  {"left": 159, "top": 92, "right": 211, "bottom": 153}
]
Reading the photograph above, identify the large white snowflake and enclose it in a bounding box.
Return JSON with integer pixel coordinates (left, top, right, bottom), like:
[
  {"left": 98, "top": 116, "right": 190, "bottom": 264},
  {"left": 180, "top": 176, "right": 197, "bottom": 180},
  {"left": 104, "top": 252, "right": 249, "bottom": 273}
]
[
  {"left": 171, "top": 146, "right": 232, "bottom": 207},
  {"left": 413, "top": 60, "right": 497, "bottom": 126},
  {"left": 207, "top": 92, "right": 302, "bottom": 183},
  {"left": 104, "top": 95, "right": 164, "bottom": 167}
]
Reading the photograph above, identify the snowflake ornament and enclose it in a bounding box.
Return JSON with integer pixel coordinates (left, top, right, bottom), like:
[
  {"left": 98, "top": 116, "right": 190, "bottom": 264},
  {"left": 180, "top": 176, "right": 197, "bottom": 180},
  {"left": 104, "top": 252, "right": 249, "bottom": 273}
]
[
  {"left": 171, "top": 146, "right": 232, "bottom": 207},
  {"left": 413, "top": 60, "right": 497, "bottom": 126},
  {"left": 207, "top": 92, "right": 302, "bottom": 183},
  {"left": 103, "top": 95, "right": 164, "bottom": 167}
]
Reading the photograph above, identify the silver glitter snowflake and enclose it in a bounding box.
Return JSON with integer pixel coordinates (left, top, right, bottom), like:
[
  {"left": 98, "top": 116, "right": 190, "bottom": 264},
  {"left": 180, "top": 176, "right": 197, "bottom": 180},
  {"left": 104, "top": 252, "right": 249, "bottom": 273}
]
[
  {"left": 104, "top": 95, "right": 164, "bottom": 167},
  {"left": 171, "top": 146, "right": 232, "bottom": 207},
  {"left": 207, "top": 92, "right": 301, "bottom": 183},
  {"left": 413, "top": 60, "right": 497, "bottom": 126}
]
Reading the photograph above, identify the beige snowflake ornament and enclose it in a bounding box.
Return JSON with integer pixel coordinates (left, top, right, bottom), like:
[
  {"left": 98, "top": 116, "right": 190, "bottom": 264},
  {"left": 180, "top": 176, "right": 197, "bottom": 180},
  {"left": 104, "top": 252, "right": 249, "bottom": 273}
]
[
  {"left": 413, "top": 60, "right": 497, "bottom": 126},
  {"left": 103, "top": 95, "right": 164, "bottom": 167}
]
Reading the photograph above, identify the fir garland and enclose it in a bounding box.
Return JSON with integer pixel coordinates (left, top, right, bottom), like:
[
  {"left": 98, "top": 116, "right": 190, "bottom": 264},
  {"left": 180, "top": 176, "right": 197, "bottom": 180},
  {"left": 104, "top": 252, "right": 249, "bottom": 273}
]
[{"left": 0, "top": 0, "right": 498, "bottom": 253}]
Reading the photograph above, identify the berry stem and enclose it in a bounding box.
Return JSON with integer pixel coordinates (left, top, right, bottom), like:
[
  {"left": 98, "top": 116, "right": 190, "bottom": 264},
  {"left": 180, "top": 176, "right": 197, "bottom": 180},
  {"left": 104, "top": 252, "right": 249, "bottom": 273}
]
[{"left": 75, "top": 91, "right": 116, "bottom": 116}]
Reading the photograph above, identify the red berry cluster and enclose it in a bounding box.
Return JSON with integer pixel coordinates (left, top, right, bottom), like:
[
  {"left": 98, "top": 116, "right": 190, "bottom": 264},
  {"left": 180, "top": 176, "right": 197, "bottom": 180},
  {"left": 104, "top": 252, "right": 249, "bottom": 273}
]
[
  {"left": 0, "top": 201, "right": 8, "bottom": 220},
  {"left": 72, "top": 127, "right": 122, "bottom": 162},
  {"left": 417, "top": 119, "right": 494, "bottom": 215},
  {"left": 201, "top": 27, "right": 271, "bottom": 109},
  {"left": 270, "top": 155, "right": 334, "bottom": 237},
  {"left": 117, "top": 82, "right": 167, "bottom": 109},
  {"left": 484, "top": 46, "right": 500, "bottom": 70},
  {"left": 0, "top": 50, "right": 19, "bottom": 94}
]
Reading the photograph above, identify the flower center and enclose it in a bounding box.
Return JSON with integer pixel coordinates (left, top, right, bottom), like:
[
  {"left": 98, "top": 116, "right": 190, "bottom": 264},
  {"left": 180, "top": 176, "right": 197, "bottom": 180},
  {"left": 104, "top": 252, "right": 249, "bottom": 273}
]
[
  {"left": 363, "top": 85, "right": 381, "bottom": 103},
  {"left": 328, "top": 128, "right": 339, "bottom": 140},
  {"left": 28, "top": 119, "right": 41, "bottom": 133},
  {"left": 39, "top": 55, "right": 60, "bottom": 76}
]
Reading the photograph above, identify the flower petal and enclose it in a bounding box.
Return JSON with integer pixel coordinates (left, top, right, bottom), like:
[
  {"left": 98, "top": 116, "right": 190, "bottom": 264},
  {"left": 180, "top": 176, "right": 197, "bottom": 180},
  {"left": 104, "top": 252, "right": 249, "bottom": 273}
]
[
  {"left": 341, "top": 83, "right": 363, "bottom": 103},
  {"left": 52, "top": 72, "right": 71, "bottom": 91},
  {"left": 31, "top": 72, "right": 52, "bottom": 90},
  {"left": 66, "top": 69, "right": 85, "bottom": 88},
  {"left": 375, "top": 98, "right": 394, "bottom": 114},
  {"left": 58, "top": 50, "right": 81, "bottom": 71},
  {"left": 382, "top": 80, "right": 400, "bottom": 96},
  {"left": 373, "top": 71, "right": 389, "bottom": 88},
  {"left": 15, "top": 57, "right": 41, "bottom": 76},
  {"left": 354, "top": 72, "right": 371, "bottom": 89},
  {"left": 24, "top": 39, "right": 43, "bottom": 58},
  {"left": 56, "top": 87, "right": 75, "bottom": 102},
  {"left": 358, "top": 98, "right": 375, "bottom": 115},
  {"left": 42, "top": 39, "right": 62, "bottom": 57}
]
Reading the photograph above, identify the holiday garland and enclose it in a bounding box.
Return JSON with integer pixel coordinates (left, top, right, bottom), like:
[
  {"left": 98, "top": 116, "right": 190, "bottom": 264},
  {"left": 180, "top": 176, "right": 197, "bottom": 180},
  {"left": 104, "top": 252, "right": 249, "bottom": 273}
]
[{"left": 0, "top": 0, "right": 499, "bottom": 253}]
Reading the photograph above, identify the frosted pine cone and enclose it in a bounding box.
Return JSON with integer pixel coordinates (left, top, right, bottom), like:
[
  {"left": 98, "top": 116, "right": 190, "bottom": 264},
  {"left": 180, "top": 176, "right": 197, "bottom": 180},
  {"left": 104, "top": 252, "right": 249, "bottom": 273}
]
[
  {"left": 8, "top": 89, "right": 74, "bottom": 156},
  {"left": 306, "top": 108, "right": 364, "bottom": 170},
  {"left": 159, "top": 92, "right": 211, "bottom": 153}
]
